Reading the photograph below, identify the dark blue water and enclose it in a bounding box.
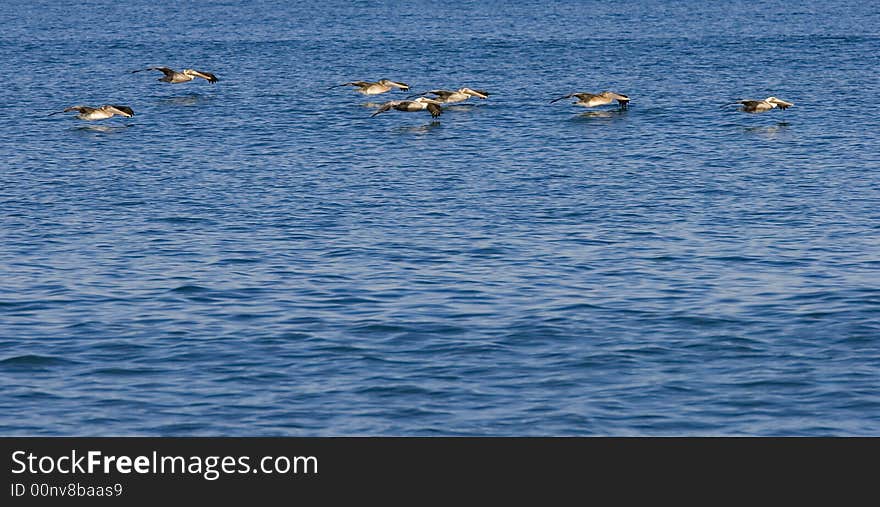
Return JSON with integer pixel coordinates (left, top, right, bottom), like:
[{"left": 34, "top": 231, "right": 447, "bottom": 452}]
[{"left": 1, "top": 0, "right": 879, "bottom": 435}]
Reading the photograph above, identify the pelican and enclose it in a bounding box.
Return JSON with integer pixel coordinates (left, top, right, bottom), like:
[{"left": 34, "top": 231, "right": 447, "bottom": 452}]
[
  {"left": 131, "top": 66, "right": 219, "bottom": 84},
  {"left": 550, "top": 91, "right": 630, "bottom": 109},
  {"left": 737, "top": 97, "right": 794, "bottom": 113},
  {"left": 411, "top": 87, "right": 490, "bottom": 103},
  {"left": 49, "top": 105, "right": 134, "bottom": 120},
  {"left": 329, "top": 79, "right": 410, "bottom": 95},
  {"left": 371, "top": 97, "right": 443, "bottom": 118}
]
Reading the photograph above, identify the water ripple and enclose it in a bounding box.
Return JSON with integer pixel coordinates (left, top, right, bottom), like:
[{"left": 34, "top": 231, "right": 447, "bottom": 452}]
[{"left": 1, "top": 0, "right": 878, "bottom": 436}]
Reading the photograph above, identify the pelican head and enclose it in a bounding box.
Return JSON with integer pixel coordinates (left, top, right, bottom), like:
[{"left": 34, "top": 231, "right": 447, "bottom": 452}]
[
  {"left": 736, "top": 95, "right": 793, "bottom": 113},
  {"left": 100, "top": 105, "right": 134, "bottom": 117},
  {"left": 460, "top": 87, "right": 490, "bottom": 99},
  {"left": 601, "top": 91, "right": 629, "bottom": 101},
  {"left": 182, "top": 68, "right": 220, "bottom": 83},
  {"left": 377, "top": 79, "right": 410, "bottom": 91},
  {"left": 766, "top": 97, "right": 794, "bottom": 109}
]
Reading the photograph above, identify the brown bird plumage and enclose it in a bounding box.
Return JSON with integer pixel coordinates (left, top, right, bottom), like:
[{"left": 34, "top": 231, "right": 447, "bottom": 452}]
[
  {"left": 371, "top": 97, "right": 443, "bottom": 118},
  {"left": 737, "top": 97, "right": 794, "bottom": 113},
  {"left": 132, "top": 66, "right": 219, "bottom": 84},
  {"left": 550, "top": 90, "right": 630, "bottom": 109},
  {"left": 49, "top": 104, "right": 135, "bottom": 120}
]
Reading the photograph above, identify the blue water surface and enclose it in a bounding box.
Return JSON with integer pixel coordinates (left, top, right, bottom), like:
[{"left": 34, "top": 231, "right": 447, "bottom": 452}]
[{"left": 0, "top": 0, "right": 879, "bottom": 435}]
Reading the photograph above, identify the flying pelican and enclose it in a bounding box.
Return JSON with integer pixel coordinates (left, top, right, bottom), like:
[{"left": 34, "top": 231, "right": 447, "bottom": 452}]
[
  {"left": 49, "top": 105, "right": 134, "bottom": 120},
  {"left": 371, "top": 97, "right": 443, "bottom": 118},
  {"left": 550, "top": 91, "right": 630, "bottom": 109},
  {"left": 329, "top": 79, "right": 410, "bottom": 95},
  {"left": 131, "top": 66, "right": 219, "bottom": 84},
  {"left": 737, "top": 97, "right": 794, "bottom": 113},
  {"left": 410, "top": 87, "right": 490, "bottom": 104}
]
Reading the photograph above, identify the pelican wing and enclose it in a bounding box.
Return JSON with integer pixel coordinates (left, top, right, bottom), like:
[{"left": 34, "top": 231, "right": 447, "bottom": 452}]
[
  {"left": 549, "top": 93, "right": 575, "bottom": 104},
  {"left": 49, "top": 105, "right": 88, "bottom": 116},
  {"left": 550, "top": 92, "right": 593, "bottom": 104},
  {"left": 371, "top": 101, "right": 398, "bottom": 117},
  {"left": 605, "top": 92, "right": 630, "bottom": 108},
  {"left": 106, "top": 105, "right": 135, "bottom": 117},
  {"left": 69, "top": 105, "right": 95, "bottom": 113},
  {"left": 406, "top": 90, "right": 446, "bottom": 99},
  {"left": 738, "top": 100, "right": 762, "bottom": 110},
  {"left": 770, "top": 98, "right": 793, "bottom": 109},
  {"left": 190, "top": 69, "right": 219, "bottom": 83},
  {"left": 426, "top": 103, "right": 443, "bottom": 118},
  {"left": 329, "top": 81, "right": 372, "bottom": 90},
  {"left": 426, "top": 90, "right": 455, "bottom": 99},
  {"left": 133, "top": 66, "right": 176, "bottom": 78}
]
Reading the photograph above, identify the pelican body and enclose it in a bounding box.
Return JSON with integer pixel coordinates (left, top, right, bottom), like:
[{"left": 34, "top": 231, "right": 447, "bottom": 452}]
[
  {"left": 50, "top": 105, "right": 134, "bottom": 120},
  {"left": 371, "top": 97, "right": 443, "bottom": 118},
  {"left": 330, "top": 79, "right": 410, "bottom": 95},
  {"left": 415, "top": 87, "right": 490, "bottom": 103},
  {"left": 551, "top": 91, "right": 630, "bottom": 109},
  {"left": 132, "top": 66, "right": 219, "bottom": 84},
  {"left": 738, "top": 97, "right": 794, "bottom": 113}
]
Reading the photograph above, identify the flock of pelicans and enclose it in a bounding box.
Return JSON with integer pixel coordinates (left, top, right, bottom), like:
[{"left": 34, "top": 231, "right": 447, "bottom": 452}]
[
  {"left": 49, "top": 66, "right": 219, "bottom": 120},
  {"left": 49, "top": 66, "right": 795, "bottom": 121}
]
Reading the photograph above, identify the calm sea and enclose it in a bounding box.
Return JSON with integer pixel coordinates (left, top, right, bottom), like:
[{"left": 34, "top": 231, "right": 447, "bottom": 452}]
[{"left": 1, "top": 0, "right": 878, "bottom": 435}]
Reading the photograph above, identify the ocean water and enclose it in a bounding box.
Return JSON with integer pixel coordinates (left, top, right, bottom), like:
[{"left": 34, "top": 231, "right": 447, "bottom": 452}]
[{"left": 1, "top": 0, "right": 878, "bottom": 435}]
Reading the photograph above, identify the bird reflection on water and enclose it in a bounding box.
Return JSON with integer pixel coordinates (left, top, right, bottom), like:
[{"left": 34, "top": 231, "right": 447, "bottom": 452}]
[
  {"left": 71, "top": 124, "right": 134, "bottom": 134},
  {"left": 392, "top": 120, "right": 442, "bottom": 135},
  {"left": 571, "top": 109, "right": 628, "bottom": 121},
  {"left": 157, "top": 94, "right": 208, "bottom": 107},
  {"left": 743, "top": 121, "right": 791, "bottom": 138},
  {"left": 444, "top": 103, "right": 481, "bottom": 113}
]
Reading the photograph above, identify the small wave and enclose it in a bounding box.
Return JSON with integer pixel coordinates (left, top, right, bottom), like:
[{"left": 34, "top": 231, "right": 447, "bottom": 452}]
[
  {"left": 355, "top": 384, "right": 437, "bottom": 396},
  {"left": 0, "top": 301, "right": 50, "bottom": 312},
  {"left": 214, "top": 257, "right": 261, "bottom": 265},
  {"left": 153, "top": 216, "right": 218, "bottom": 225},
  {"left": 710, "top": 255, "right": 760, "bottom": 263},
  {"left": 169, "top": 284, "right": 211, "bottom": 294},
  {"left": 90, "top": 367, "right": 163, "bottom": 377},
  {"left": 554, "top": 302, "right": 605, "bottom": 311},
  {"left": 351, "top": 323, "right": 409, "bottom": 335},
  {"left": 0, "top": 355, "right": 76, "bottom": 370}
]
